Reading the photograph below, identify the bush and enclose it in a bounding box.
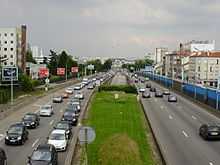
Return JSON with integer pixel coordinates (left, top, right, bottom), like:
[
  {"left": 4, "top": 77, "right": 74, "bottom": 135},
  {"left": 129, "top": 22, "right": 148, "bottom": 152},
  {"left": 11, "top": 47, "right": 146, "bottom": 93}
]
[
  {"left": 19, "top": 74, "right": 34, "bottom": 92},
  {"left": 0, "top": 89, "right": 10, "bottom": 104},
  {"left": 99, "top": 85, "right": 137, "bottom": 94}
]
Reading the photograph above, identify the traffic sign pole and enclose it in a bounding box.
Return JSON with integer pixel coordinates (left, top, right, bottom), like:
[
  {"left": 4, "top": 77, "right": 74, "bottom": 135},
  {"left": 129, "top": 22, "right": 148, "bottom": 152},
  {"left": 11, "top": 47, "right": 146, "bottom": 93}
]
[{"left": 11, "top": 71, "right": 13, "bottom": 105}]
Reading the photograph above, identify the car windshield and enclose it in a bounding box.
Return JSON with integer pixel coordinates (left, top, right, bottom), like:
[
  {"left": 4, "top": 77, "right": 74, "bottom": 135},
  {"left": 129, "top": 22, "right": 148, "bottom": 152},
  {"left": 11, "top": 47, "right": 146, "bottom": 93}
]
[
  {"left": 49, "top": 133, "right": 65, "bottom": 140},
  {"left": 31, "top": 150, "right": 51, "bottom": 161},
  {"left": 8, "top": 126, "right": 23, "bottom": 134},
  {"left": 56, "top": 123, "right": 68, "bottom": 129},
  {"left": 64, "top": 112, "right": 74, "bottom": 117},
  {"left": 208, "top": 126, "right": 220, "bottom": 131},
  {"left": 24, "top": 115, "right": 35, "bottom": 120},
  {"left": 41, "top": 106, "right": 51, "bottom": 110}
]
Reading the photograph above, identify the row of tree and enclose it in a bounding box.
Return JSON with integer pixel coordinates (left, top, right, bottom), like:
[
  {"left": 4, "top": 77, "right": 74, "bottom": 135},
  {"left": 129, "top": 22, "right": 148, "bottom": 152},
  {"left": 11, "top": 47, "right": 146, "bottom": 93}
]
[
  {"left": 122, "top": 58, "right": 154, "bottom": 72},
  {"left": 26, "top": 49, "right": 113, "bottom": 76}
]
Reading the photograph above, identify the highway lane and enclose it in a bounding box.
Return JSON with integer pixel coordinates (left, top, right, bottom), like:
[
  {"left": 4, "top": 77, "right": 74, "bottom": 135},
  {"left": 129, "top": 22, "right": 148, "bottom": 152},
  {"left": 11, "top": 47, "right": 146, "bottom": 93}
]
[
  {"left": 137, "top": 80, "right": 220, "bottom": 165},
  {"left": 0, "top": 79, "right": 95, "bottom": 165},
  {"left": 111, "top": 72, "right": 127, "bottom": 85}
]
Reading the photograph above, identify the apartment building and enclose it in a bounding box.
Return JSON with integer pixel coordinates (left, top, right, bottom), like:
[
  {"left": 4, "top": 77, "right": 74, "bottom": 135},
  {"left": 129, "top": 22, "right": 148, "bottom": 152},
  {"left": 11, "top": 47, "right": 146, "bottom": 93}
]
[
  {"left": 188, "top": 51, "right": 220, "bottom": 87},
  {"left": 0, "top": 25, "right": 27, "bottom": 72},
  {"left": 154, "top": 47, "right": 168, "bottom": 75}
]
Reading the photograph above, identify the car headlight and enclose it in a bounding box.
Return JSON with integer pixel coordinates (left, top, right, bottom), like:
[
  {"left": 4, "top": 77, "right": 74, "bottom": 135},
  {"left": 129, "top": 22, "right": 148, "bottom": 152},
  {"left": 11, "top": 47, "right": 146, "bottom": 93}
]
[
  {"left": 31, "top": 122, "right": 35, "bottom": 125},
  {"left": 17, "top": 136, "right": 22, "bottom": 140},
  {"left": 73, "top": 118, "right": 76, "bottom": 121},
  {"left": 66, "top": 130, "right": 70, "bottom": 134},
  {"left": 5, "top": 136, "right": 9, "bottom": 140}
]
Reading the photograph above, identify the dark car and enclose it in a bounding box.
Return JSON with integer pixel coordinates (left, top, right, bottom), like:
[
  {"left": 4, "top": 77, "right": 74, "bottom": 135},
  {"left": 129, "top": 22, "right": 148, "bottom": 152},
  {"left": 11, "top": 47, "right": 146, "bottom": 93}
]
[
  {"left": 155, "top": 91, "right": 163, "bottom": 97},
  {"left": 134, "top": 79, "right": 138, "bottom": 83},
  {"left": 87, "top": 83, "right": 95, "bottom": 89},
  {"left": 22, "top": 113, "right": 40, "bottom": 129},
  {"left": 5, "top": 122, "right": 29, "bottom": 145},
  {"left": 146, "top": 83, "right": 151, "bottom": 88},
  {"left": 52, "top": 96, "right": 63, "bottom": 103},
  {"left": 142, "top": 92, "right": 151, "bottom": 98},
  {"left": 163, "top": 90, "right": 170, "bottom": 95},
  {"left": 168, "top": 95, "right": 177, "bottom": 102},
  {"left": 0, "top": 148, "right": 6, "bottom": 165},
  {"left": 199, "top": 124, "right": 220, "bottom": 140},
  {"left": 54, "top": 121, "right": 72, "bottom": 139},
  {"left": 150, "top": 87, "right": 156, "bottom": 92},
  {"left": 67, "top": 103, "right": 80, "bottom": 114},
  {"left": 140, "top": 79, "right": 145, "bottom": 83},
  {"left": 62, "top": 111, "right": 78, "bottom": 126},
  {"left": 27, "top": 144, "right": 58, "bottom": 165}
]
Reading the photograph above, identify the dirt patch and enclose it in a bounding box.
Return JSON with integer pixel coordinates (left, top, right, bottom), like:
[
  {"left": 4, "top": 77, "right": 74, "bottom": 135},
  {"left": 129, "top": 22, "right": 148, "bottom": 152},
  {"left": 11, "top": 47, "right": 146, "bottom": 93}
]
[{"left": 98, "top": 134, "right": 143, "bottom": 165}]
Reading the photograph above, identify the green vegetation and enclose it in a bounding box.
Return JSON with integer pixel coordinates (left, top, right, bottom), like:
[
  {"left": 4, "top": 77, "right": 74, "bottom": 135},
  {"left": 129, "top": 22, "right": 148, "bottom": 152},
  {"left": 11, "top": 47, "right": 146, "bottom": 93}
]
[
  {"left": 84, "top": 92, "right": 156, "bottom": 165},
  {"left": 99, "top": 85, "right": 137, "bottom": 94}
]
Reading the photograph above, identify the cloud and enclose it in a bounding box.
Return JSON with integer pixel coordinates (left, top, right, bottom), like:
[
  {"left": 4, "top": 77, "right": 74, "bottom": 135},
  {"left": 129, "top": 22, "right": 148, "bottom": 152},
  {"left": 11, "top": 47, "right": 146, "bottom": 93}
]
[{"left": 0, "top": 0, "right": 219, "bottom": 58}]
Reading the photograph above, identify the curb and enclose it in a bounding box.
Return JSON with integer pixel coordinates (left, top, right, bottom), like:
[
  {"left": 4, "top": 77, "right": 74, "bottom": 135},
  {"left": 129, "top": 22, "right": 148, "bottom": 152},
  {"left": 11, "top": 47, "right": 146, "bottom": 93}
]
[
  {"left": 64, "top": 76, "right": 113, "bottom": 165},
  {"left": 139, "top": 97, "right": 167, "bottom": 165}
]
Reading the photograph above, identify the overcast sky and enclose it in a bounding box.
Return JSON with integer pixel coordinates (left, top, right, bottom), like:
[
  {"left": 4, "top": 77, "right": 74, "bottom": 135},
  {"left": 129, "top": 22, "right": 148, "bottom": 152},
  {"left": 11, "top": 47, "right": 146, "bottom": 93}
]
[{"left": 0, "top": 0, "right": 220, "bottom": 58}]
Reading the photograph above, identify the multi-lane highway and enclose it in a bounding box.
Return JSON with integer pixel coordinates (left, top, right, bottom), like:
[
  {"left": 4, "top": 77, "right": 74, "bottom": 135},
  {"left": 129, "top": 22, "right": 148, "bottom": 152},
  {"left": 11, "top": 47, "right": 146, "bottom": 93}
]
[
  {"left": 137, "top": 79, "right": 220, "bottom": 165},
  {"left": 0, "top": 75, "right": 102, "bottom": 165},
  {"left": 111, "top": 72, "right": 127, "bottom": 85}
]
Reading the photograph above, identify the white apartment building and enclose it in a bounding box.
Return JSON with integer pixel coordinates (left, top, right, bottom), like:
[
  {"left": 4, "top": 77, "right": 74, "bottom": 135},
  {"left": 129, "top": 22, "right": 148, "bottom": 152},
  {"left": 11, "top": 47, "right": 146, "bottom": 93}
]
[
  {"left": 154, "top": 47, "right": 168, "bottom": 75},
  {"left": 189, "top": 51, "right": 220, "bottom": 87},
  {"left": 0, "top": 28, "right": 17, "bottom": 66},
  {"left": 31, "top": 46, "right": 45, "bottom": 64},
  {"left": 183, "top": 40, "right": 215, "bottom": 52},
  {"left": 0, "top": 25, "right": 27, "bottom": 72}
]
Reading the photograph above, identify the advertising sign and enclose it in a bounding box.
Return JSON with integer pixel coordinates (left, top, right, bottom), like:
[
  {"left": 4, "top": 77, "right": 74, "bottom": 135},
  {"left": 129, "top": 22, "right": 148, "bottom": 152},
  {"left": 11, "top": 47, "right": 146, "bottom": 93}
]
[
  {"left": 2, "top": 67, "right": 18, "bottom": 81},
  {"left": 87, "top": 64, "right": 94, "bottom": 70},
  {"left": 39, "top": 68, "right": 49, "bottom": 78},
  {"left": 57, "top": 68, "right": 65, "bottom": 75},
  {"left": 71, "top": 67, "right": 78, "bottom": 73}
]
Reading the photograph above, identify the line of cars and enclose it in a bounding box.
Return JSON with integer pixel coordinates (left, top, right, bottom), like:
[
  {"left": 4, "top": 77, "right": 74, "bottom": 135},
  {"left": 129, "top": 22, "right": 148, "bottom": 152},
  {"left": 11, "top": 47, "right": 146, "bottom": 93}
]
[
  {"left": 1, "top": 77, "right": 99, "bottom": 165},
  {"left": 139, "top": 82, "right": 177, "bottom": 102},
  {"left": 137, "top": 77, "right": 220, "bottom": 141}
]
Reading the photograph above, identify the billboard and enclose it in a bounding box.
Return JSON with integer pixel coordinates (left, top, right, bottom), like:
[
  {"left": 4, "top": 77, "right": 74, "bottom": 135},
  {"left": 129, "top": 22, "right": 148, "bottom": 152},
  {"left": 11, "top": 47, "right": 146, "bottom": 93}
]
[
  {"left": 57, "top": 68, "right": 65, "bottom": 75},
  {"left": 87, "top": 64, "right": 94, "bottom": 70},
  {"left": 39, "top": 68, "right": 49, "bottom": 78},
  {"left": 71, "top": 67, "right": 79, "bottom": 73},
  {"left": 2, "top": 67, "right": 18, "bottom": 81}
]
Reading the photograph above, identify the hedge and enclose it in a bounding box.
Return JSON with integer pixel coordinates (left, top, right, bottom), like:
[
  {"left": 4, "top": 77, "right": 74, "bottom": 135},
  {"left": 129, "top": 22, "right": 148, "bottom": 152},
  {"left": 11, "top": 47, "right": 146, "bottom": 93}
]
[
  {"left": 0, "top": 89, "right": 10, "bottom": 104},
  {"left": 99, "top": 85, "right": 137, "bottom": 94}
]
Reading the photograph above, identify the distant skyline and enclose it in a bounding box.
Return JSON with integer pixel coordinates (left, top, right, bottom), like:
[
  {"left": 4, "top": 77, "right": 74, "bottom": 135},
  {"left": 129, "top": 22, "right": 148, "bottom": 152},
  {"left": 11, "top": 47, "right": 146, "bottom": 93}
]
[{"left": 0, "top": 0, "right": 220, "bottom": 58}]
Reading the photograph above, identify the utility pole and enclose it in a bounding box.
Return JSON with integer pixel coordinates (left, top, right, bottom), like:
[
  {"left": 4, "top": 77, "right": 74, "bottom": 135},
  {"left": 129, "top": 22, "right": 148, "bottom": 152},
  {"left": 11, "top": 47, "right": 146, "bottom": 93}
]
[
  {"left": 65, "top": 63, "right": 67, "bottom": 81},
  {"left": 11, "top": 70, "right": 13, "bottom": 105}
]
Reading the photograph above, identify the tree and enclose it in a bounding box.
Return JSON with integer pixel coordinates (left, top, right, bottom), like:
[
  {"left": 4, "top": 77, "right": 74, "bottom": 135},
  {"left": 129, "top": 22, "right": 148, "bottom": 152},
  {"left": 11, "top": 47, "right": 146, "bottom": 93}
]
[
  {"left": 103, "top": 59, "right": 112, "bottom": 71},
  {"left": 26, "top": 50, "right": 37, "bottom": 64},
  {"left": 47, "top": 50, "right": 58, "bottom": 75}
]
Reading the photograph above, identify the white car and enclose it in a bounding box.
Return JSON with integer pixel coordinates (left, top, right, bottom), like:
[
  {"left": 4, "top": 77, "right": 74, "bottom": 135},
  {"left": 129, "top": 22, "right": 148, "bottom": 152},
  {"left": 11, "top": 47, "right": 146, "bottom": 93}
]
[
  {"left": 139, "top": 88, "right": 146, "bottom": 93},
  {"left": 74, "top": 92, "right": 84, "bottom": 99},
  {"left": 65, "top": 88, "right": 73, "bottom": 94},
  {"left": 47, "top": 130, "right": 68, "bottom": 151},
  {"left": 74, "top": 85, "right": 81, "bottom": 90},
  {"left": 39, "top": 105, "right": 53, "bottom": 116}
]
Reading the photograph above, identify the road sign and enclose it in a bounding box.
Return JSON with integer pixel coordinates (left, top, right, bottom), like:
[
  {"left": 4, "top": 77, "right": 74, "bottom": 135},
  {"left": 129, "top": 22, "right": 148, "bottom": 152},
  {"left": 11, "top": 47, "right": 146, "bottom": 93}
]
[
  {"left": 87, "top": 64, "right": 94, "bottom": 70},
  {"left": 39, "top": 68, "right": 49, "bottom": 78},
  {"left": 2, "top": 67, "right": 18, "bottom": 81},
  {"left": 71, "top": 67, "right": 78, "bottom": 73},
  {"left": 57, "top": 68, "right": 65, "bottom": 75},
  {"left": 78, "top": 127, "right": 96, "bottom": 145}
]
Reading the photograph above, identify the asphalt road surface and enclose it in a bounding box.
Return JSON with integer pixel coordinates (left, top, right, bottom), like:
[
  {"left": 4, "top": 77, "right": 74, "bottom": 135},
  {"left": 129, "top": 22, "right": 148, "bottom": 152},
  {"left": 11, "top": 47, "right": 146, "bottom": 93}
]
[
  {"left": 137, "top": 79, "right": 220, "bottom": 165},
  {"left": 111, "top": 72, "right": 127, "bottom": 85},
  {"left": 0, "top": 80, "right": 95, "bottom": 165}
]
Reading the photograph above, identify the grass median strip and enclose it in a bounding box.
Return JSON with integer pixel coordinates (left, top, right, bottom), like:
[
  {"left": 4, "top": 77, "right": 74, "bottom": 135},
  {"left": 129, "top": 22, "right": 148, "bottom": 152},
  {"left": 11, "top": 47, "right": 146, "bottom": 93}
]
[{"left": 83, "top": 91, "right": 156, "bottom": 165}]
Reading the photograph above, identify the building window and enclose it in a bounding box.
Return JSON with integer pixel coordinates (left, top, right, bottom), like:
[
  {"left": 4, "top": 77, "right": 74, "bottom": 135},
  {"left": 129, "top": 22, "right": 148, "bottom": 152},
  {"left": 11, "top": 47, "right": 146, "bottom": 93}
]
[
  {"left": 4, "top": 48, "right": 7, "bottom": 51},
  {"left": 10, "top": 48, "right": 13, "bottom": 51},
  {"left": 4, "top": 62, "right": 7, "bottom": 65},
  {"left": 4, "top": 41, "right": 7, "bottom": 44},
  {"left": 10, "top": 41, "right": 13, "bottom": 44},
  {"left": 210, "top": 66, "right": 213, "bottom": 72},
  {"left": 217, "top": 59, "right": 219, "bottom": 64},
  {"left": 4, "top": 33, "right": 7, "bottom": 37},
  {"left": 10, "top": 62, "right": 13, "bottom": 65},
  {"left": 198, "top": 66, "right": 200, "bottom": 72},
  {"left": 10, "top": 55, "right": 13, "bottom": 58},
  {"left": 10, "top": 33, "right": 13, "bottom": 36},
  {"left": 4, "top": 55, "right": 7, "bottom": 58}
]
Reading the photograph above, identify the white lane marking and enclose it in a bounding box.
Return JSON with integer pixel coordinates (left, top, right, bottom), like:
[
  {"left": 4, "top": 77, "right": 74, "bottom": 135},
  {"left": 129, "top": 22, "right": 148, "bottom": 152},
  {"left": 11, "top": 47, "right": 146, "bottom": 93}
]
[
  {"left": 182, "top": 130, "right": 189, "bottom": 138},
  {"left": 49, "top": 120, "right": 54, "bottom": 125},
  {"left": 0, "top": 134, "right": 5, "bottom": 141},
  {"left": 60, "top": 109, "right": 64, "bottom": 113},
  {"left": 169, "top": 115, "right": 173, "bottom": 120},
  {"left": 33, "top": 104, "right": 41, "bottom": 107},
  {"left": 192, "top": 115, "right": 197, "bottom": 120},
  {"left": 160, "top": 106, "right": 164, "bottom": 109},
  {"left": 154, "top": 99, "right": 158, "bottom": 102},
  {"left": 32, "top": 138, "right": 39, "bottom": 148},
  {"left": 34, "top": 110, "right": 39, "bottom": 113},
  {"left": 209, "top": 162, "right": 214, "bottom": 165}
]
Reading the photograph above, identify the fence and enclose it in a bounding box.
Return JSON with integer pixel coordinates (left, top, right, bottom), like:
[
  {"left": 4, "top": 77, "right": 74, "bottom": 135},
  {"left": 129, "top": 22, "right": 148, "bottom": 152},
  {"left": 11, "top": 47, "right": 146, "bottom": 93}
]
[{"left": 142, "top": 72, "right": 220, "bottom": 110}]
